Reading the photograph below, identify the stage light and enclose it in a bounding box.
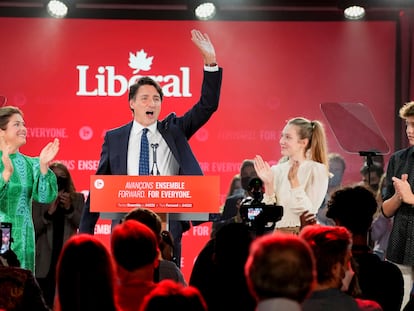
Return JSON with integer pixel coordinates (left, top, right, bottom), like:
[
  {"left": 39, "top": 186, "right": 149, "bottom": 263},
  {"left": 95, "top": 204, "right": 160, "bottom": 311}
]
[
  {"left": 344, "top": 5, "right": 365, "bottom": 19},
  {"left": 194, "top": 2, "right": 216, "bottom": 20},
  {"left": 338, "top": 1, "right": 366, "bottom": 20},
  {"left": 46, "top": 0, "right": 69, "bottom": 18}
]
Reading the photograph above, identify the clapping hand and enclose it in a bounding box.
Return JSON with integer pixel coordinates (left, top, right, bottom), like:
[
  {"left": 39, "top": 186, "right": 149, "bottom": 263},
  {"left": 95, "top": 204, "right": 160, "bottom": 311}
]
[
  {"left": 39, "top": 138, "right": 60, "bottom": 175},
  {"left": 253, "top": 155, "right": 273, "bottom": 186},
  {"left": 392, "top": 174, "right": 414, "bottom": 205}
]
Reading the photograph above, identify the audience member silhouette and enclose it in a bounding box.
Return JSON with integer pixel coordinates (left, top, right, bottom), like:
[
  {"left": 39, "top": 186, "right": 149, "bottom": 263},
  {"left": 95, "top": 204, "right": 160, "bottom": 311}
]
[
  {"left": 190, "top": 222, "right": 256, "bottom": 311},
  {"left": 244, "top": 232, "right": 316, "bottom": 311},
  {"left": 356, "top": 162, "right": 392, "bottom": 261},
  {"left": 160, "top": 230, "right": 175, "bottom": 262},
  {"left": 317, "top": 152, "right": 346, "bottom": 225},
  {"left": 111, "top": 220, "right": 159, "bottom": 311},
  {"left": 326, "top": 185, "right": 404, "bottom": 311},
  {"left": 54, "top": 234, "right": 120, "bottom": 311},
  {"left": 359, "top": 162, "right": 384, "bottom": 193},
  {"left": 122, "top": 207, "right": 186, "bottom": 285},
  {"left": 189, "top": 234, "right": 216, "bottom": 299},
  {"left": 300, "top": 225, "right": 382, "bottom": 311},
  {"left": 369, "top": 172, "right": 393, "bottom": 260},
  {"left": 139, "top": 279, "right": 207, "bottom": 311},
  {"left": 212, "top": 159, "right": 257, "bottom": 237},
  {"left": 32, "top": 161, "right": 85, "bottom": 308},
  {"left": 0, "top": 247, "right": 50, "bottom": 311},
  {"left": 226, "top": 173, "right": 243, "bottom": 197}
]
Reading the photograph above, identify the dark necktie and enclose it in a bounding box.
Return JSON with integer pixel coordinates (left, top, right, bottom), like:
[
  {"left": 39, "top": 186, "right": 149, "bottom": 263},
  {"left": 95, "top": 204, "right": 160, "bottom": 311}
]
[{"left": 139, "top": 128, "right": 149, "bottom": 175}]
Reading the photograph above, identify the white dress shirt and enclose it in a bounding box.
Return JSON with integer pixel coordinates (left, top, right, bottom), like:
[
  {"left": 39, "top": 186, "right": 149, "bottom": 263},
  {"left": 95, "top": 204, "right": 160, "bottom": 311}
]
[
  {"left": 127, "top": 120, "right": 179, "bottom": 176},
  {"left": 262, "top": 159, "right": 329, "bottom": 228}
]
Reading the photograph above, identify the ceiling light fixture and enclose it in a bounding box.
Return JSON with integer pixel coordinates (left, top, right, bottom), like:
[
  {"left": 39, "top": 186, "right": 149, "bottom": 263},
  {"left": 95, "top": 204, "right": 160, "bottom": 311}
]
[
  {"left": 46, "top": 0, "right": 69, "bottom": 18},
  {"left": 344, "top": 5, "right": 365, "bottom": 19},
  {"left": 338, "top": 0, "right": 367, "bottom": 20},
  {"left": 194, "top": 2, "right": 216, "bottom": 20}
]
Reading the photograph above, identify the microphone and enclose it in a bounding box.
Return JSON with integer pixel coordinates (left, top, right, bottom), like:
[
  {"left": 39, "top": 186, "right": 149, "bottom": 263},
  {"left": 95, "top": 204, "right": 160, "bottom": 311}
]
[{"left": 150, "top": 143, "right": 160, "bottom": 176}]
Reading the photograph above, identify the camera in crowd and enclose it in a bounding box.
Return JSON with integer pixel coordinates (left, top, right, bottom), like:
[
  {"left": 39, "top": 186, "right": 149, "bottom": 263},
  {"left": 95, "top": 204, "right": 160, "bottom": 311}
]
[{"left": 239, "top": 177, "right": 283, "bottom": 236}]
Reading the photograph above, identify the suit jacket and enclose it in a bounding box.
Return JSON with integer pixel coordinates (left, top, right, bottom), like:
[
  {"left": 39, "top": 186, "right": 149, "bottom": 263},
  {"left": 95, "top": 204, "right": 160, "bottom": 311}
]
[
  {"left": 79, "top": 68, "right": 223, "bottom": 234},
  {"left": 384, "top": 146, "right": 414, "bottom": 265},
  {"left": 32, "top": 192, "right": 84, "bottom": 278}
]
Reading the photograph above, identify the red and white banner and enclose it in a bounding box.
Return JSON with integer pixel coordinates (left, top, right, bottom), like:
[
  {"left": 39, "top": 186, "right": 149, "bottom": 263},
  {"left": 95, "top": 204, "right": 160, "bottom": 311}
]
[
  {"left": 0, "top": 18, "right": 397, "bottom": 280},
  {"left": 90, "top": 175, "right": 219, "bottom": 213}
]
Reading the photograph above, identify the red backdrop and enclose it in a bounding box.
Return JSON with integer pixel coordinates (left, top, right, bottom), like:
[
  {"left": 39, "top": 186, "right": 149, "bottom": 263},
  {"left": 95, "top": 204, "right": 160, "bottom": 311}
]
[{"left": 0, "top": 18, "right": 397, "bottom": 281}]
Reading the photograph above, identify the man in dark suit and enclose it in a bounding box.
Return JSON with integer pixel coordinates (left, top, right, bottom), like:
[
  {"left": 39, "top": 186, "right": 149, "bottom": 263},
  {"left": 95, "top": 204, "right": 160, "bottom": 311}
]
[{"left": 79, "top": 29, "right": 222, "bottom": 268}]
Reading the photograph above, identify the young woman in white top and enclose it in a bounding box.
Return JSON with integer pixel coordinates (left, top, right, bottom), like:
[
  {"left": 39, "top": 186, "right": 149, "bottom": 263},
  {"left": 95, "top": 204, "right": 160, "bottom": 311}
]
[{"left": 254, "top": 117, "right": 330, "bottom": 232}]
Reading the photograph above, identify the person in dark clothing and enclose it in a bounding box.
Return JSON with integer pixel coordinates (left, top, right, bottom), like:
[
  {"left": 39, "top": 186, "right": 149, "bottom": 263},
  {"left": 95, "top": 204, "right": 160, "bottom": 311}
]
[
  {"left": 327, "top": 185, "right": 404, "bottom": 311},
  {"left": 140, "top": 279, "right": 207, "bottom": 311},
  {"left": 300, "top": 225, "right": 382, "bottom": 311},
  {"left": 211, "top": 159, "right": 257, "bottom": 237},
  {"left": 32, "top": 161, "right": 84, "bottom": 308},
  {"left": 382, "top": 101, "right": 414, "bottom": 307},
  {"left": 189, "top": 222, "right": 256, "bottom": 311},
  {"left": 246, "top": 231, "right": 316, "bottom": 311},
  {"left": 79, "top": 29, "right": 223, "bottom": 268},
  {"left": 0, "top": 248, "right": 50, "bottom": 311},
  {"left": 122, "top": 207, "right": 186, "bottom": 285}
]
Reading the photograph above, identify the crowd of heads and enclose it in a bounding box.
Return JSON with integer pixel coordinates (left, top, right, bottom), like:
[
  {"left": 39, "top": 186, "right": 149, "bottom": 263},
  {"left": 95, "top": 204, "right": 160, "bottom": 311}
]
[{"left": 245, "top": 233, "right": 316, "bottom": 303}]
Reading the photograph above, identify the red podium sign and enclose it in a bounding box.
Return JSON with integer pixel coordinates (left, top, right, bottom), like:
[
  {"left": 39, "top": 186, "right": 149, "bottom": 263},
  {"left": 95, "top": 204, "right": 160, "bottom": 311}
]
[{"left": 90, "top": 175, "right": 220, "bottom": 213}]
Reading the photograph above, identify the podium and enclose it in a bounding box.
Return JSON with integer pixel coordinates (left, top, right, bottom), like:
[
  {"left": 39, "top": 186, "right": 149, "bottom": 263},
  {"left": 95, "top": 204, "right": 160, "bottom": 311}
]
[{"left": 90, "top": 175, "right": 220, "bottom": 221}]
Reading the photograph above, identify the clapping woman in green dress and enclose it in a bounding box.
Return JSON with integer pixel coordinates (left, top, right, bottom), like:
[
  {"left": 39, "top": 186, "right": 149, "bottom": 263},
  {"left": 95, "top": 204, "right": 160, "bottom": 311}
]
[{"left": 0, "top": 105, "right": 59, "bottom": 271}]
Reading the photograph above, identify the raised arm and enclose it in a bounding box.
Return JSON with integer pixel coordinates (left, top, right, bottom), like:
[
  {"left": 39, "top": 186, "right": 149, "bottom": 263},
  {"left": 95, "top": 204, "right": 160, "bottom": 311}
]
[{"left": 191, "top": 29, "right": 217, "bottom": 66}]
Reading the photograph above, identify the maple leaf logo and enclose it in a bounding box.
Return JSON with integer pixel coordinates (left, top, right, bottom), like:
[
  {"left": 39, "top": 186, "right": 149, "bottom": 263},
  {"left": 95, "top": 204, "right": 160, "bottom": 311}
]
[{"left": 128, "top": 49, "right": 153, "bottom": 74}]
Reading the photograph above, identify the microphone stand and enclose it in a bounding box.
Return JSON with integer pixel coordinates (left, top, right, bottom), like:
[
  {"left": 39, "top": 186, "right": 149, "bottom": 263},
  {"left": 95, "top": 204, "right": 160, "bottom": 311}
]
[
  {"left": 150, "top": 143, "right": 160, "bottom": 176},
  {"left": 358, "top": 150, "right": 380, "bottom": 186}
]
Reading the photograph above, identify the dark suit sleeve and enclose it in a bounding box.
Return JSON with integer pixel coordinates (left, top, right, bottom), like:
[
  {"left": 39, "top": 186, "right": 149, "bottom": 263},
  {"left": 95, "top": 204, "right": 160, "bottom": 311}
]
[
  {"left": 179, "top": 69, "right": 223, "bottom": 139},
  {"left": 79, "top": 193, "right": 99, "bottom": 234},
  {"left": 160, "top": 69, "right": 223, "bottom": 176},
  {"left": 79, "top": 133, "right": 112, "bottom": 234}
]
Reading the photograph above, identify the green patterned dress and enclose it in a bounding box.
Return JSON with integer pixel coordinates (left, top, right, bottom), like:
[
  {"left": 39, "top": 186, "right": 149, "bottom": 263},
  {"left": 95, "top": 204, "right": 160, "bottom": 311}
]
[{"left": 0, "top": 151, "right": 57, "bottom": 272}]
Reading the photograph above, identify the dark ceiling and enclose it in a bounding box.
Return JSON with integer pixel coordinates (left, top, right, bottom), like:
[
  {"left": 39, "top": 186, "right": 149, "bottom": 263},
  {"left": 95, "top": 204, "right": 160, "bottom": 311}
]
[{"left": 0, "top": 0, "right": 413, "bottom": 20}]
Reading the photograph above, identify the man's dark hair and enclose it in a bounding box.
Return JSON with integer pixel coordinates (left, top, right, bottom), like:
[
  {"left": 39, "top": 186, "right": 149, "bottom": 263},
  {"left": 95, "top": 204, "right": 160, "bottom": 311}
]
[
  {"left": 111, "top": 220, "right": 158, "bottom": 271},
  {"left": 123, "top": 207, "right": 162, "bottom": 240},
  {"left": 128, "top": 76, "right": 164, "bottom": 102},
  {"left": 326, "top": 185, "right": 377, "bottom": 234}
]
